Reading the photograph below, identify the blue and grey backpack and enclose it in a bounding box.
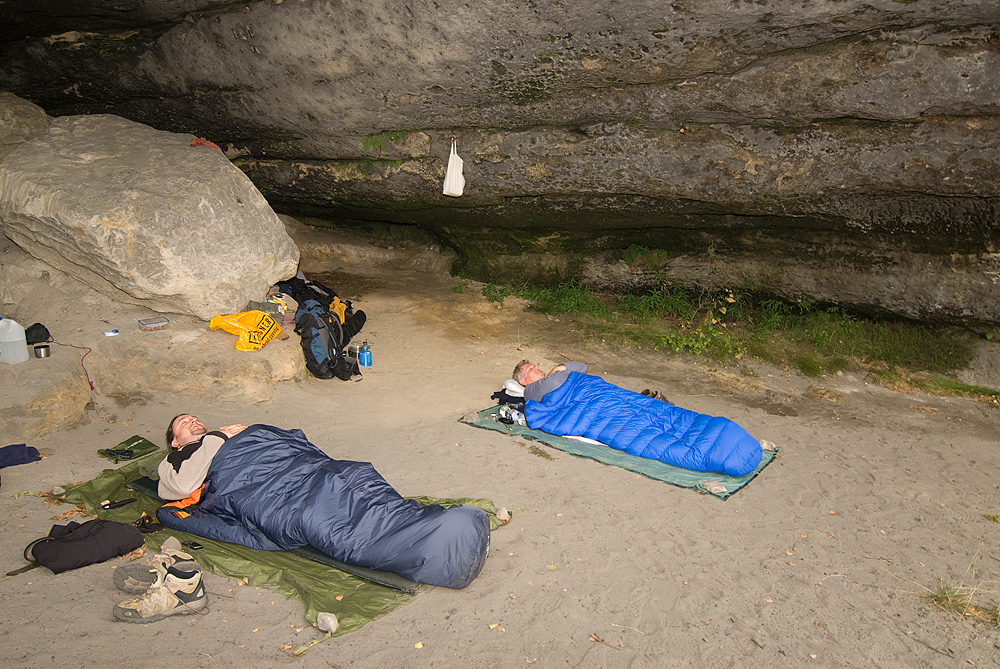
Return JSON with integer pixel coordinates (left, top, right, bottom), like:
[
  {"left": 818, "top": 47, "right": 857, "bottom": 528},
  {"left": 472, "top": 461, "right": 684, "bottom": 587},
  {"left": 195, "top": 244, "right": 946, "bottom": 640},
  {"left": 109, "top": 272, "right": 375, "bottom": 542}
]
[{"left": 281, "top": 277, "right": 366, "bottom": 381}]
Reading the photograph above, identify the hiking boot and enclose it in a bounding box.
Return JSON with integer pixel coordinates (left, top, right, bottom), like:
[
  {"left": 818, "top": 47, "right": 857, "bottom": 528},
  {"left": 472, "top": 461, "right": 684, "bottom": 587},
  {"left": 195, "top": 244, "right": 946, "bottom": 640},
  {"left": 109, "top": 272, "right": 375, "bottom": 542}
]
[
  {"left": 113, "top": 562, "right": 207, "bottom": 623},
  {"left": 113, "top": 537, "right": 197, "bottom": 595},
  {"left": 641, "top": 389, "right": 671, "bottom": 403}
]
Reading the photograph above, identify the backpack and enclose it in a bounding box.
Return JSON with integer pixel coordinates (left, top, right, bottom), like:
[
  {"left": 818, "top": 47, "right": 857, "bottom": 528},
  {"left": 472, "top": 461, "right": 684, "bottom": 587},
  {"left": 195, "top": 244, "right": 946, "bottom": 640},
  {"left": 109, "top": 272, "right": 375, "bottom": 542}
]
[
  {"left": 294, "top": 298, "right": 365, "bottom": 380},
  {"left": 279, "top": 276, "right": 367, "bottom": 381},
  {"left": 25, "top": 519, "right": 144, "bottom": 574}
]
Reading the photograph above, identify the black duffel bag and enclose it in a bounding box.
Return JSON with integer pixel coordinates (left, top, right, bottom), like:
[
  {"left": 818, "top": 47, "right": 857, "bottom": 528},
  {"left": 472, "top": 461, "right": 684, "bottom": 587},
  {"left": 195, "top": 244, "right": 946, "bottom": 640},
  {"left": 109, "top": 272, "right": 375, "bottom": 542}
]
[{"left": 25, "top": 519, "right": 144, "bottom": 574}]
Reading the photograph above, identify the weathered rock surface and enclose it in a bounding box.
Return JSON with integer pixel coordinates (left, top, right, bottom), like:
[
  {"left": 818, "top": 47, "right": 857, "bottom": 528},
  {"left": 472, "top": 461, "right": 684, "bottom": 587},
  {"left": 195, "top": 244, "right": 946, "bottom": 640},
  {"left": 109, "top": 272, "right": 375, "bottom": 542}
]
[
  {"left": 1, "top": 1, "right": 998, "bottom": 326},
  {"left": 0, "top": 111, "right": 300, "bottom": 319},
  {"left": 0, "top": 91, "right": 49, "bottom": 160},
  {"left": 0, "top": 233, "right": 304, "bottom": 444}
]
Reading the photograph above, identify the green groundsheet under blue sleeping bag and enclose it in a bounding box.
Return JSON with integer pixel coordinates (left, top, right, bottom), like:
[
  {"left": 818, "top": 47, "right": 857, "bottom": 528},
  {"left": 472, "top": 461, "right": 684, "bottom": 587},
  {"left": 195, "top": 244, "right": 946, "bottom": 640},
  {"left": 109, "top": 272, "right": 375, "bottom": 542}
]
[
  {"left": 461, "top": 407, "right": 776, "bottom": 500},
  {"left": 156, "top": 424, "right": 490, "bottom": 589},
  {"left": 51, "top": 448, "right": 507, "bottom": 635}
]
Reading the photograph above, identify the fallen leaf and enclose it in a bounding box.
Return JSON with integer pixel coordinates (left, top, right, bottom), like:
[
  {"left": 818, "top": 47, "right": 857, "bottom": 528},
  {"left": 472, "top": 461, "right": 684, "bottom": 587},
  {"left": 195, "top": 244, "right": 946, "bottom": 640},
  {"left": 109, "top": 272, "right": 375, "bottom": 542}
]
[
  {"left": 280, "top": 644, "right": 294, "bottom": 651},
  {"left": 809, "top": 653, "right": 817, "bottom": 659},
  {"left": 489, "top": 623, "right": 499, "bottom": 629},
  {"left": 253, "top": 628, "right": 260, "bottom": 632},
  {"left": 336, "top": 595, "right": 344, "bottom": 601},
  {"left": 414, "top": 641, "right": 424, "bottom": 649}
]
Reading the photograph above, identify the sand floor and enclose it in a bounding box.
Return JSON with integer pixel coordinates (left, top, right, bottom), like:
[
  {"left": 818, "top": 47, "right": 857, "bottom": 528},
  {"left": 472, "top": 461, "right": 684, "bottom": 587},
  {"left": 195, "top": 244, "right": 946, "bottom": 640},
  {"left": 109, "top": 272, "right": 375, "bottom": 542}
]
[{"left": 1, "top": 227, "right": 999, "bottom": 668}]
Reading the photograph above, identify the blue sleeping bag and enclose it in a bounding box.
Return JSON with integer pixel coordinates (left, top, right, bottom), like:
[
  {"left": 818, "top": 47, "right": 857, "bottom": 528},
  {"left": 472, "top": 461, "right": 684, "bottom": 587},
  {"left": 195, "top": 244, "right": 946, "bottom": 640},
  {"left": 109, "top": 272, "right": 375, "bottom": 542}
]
[
  {"left": 524, "top": 373, "right": 763, "bottom": 477},
  {"left": 156, "top": 425, "right": 490, "bottom": 589}
]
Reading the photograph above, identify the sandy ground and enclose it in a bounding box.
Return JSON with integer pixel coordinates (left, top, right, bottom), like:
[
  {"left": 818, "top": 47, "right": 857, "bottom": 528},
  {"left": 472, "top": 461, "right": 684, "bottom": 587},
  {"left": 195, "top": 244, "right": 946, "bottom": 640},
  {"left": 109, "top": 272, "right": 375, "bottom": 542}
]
[{"left": 1, "top": 226, "right": 999, "bottom": 669}]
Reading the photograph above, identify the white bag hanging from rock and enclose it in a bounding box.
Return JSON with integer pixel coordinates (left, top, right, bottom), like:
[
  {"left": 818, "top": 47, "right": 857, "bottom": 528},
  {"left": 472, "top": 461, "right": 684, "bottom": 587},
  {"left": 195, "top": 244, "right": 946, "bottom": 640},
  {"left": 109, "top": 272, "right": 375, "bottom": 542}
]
[{"left": 442, "top": 138, "right": 465, "bottom": 197}]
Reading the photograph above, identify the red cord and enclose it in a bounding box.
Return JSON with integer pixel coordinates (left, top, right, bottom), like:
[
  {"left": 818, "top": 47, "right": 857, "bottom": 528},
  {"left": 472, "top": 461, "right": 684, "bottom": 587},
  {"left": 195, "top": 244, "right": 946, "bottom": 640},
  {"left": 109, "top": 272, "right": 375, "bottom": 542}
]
[{"left": 50, "top": 340, "right": 94, "bottom": 390}]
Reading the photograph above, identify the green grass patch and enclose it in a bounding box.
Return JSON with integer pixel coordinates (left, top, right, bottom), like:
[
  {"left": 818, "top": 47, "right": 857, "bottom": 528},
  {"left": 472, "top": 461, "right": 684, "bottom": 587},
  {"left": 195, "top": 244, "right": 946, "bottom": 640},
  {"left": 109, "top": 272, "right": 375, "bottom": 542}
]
[
  {"left": 921, "top": 376, "right": 1000, "bottom": 399},
  {"left": 923, "top": 582, "right": 1000, "bottom": 629},
  {"left": 480, "top": 280, "right": 990, "bottom": 394}
]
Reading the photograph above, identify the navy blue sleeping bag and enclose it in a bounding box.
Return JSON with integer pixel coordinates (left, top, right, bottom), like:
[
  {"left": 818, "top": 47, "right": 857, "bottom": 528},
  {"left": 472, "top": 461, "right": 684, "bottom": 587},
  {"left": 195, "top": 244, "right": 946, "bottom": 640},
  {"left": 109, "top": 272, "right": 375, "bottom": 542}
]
[
  {"left": 524, "top": 373, "right": 763, "bottom": 477},
  {"left": 156, "top": 425, "right": 490, "bottom": 589}
]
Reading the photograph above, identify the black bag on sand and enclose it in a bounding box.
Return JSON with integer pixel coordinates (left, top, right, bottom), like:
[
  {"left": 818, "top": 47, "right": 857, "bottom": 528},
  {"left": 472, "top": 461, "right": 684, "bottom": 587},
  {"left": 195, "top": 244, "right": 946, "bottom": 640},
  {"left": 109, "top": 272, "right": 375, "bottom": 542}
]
[
  {"left": 25, "top": 323, "right": 51, "bottom": 345},
  {"left": 26, "top": 519, "right": 144, "bottom": 574}
]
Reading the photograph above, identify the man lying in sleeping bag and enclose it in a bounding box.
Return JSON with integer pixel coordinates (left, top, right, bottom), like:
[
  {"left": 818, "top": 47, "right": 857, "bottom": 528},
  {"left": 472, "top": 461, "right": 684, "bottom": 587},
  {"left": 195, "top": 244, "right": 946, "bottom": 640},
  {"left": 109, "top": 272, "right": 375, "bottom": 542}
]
[
  {"left": 512, "top": 361, "right": 773, "bottom": 477},
  {"left": 156, "top": 414, "right": 490, "bottom": 589}
]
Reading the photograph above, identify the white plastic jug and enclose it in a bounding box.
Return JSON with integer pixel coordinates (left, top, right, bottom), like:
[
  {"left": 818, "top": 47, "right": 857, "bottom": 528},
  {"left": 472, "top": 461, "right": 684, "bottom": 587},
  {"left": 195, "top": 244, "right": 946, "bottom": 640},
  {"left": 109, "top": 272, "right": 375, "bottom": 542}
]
[{"left": 0, "top": 317, "right": 30, "bottom": 365}]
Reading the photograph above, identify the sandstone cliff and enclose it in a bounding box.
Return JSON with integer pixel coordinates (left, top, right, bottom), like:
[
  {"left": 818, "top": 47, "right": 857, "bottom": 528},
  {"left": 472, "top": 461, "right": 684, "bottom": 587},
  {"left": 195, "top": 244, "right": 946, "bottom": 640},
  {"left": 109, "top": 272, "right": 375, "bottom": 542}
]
[{"left": 1, "top": 1, "right": 998, "bottom": 326}]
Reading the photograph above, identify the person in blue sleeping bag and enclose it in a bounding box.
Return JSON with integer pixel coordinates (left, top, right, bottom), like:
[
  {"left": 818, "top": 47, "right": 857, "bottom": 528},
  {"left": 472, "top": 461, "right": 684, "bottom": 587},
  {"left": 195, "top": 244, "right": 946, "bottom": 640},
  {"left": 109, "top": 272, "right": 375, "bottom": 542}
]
[
  {"left": 155, "top": 414, "right": 491, "bottom": 589},
  {"left": 511, "top": 360, "right": 774, "bottom": 477}
]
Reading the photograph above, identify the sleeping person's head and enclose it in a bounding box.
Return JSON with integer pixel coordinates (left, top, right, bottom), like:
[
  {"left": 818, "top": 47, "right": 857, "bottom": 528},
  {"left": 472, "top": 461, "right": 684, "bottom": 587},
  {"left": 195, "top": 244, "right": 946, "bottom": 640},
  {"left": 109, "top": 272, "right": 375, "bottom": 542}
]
[
  {"left": 166, "top": 414, "right": 207, "bottom": 448},
  {"left": 512, "top": 360, "right": 545, "bottom": 386}
]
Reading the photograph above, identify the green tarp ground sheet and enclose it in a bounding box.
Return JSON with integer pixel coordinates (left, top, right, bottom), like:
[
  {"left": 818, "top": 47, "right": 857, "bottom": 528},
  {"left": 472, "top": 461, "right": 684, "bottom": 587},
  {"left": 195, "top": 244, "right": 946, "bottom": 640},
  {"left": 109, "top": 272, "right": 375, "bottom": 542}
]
[
  {"left": 460, "top": 406, "right": 777, "bottom": 500},
  {"left": 50, "top": 451, "right": 507, "bottom": 636},
  {"left": 97, "top": 434, "right": 159, "bottom": 463}
]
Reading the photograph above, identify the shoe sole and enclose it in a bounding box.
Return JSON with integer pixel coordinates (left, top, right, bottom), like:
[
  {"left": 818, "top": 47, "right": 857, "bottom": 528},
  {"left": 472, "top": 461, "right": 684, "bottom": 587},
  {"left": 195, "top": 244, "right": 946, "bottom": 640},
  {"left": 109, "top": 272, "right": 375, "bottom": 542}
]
[{"left": 113, "top": 599, "right": 208, "bottom": 624}]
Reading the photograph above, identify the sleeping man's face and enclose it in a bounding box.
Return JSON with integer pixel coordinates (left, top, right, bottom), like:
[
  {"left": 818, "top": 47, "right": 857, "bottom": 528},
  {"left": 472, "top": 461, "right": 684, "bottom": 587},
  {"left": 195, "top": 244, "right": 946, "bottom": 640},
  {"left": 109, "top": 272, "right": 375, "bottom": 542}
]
[
  {"left": 519, "top": 363, "right": 545, "bottom": 385},
  {"left": 170, "top": 414, "right": 207, "bottom": 448}
]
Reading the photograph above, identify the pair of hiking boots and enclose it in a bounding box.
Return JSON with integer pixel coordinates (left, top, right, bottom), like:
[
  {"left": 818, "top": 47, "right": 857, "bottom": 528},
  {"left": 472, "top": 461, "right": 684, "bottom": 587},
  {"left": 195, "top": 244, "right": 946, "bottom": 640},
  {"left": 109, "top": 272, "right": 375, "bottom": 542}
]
[{"left": 112, "top": 537, "right": 207, "bottom": 623}]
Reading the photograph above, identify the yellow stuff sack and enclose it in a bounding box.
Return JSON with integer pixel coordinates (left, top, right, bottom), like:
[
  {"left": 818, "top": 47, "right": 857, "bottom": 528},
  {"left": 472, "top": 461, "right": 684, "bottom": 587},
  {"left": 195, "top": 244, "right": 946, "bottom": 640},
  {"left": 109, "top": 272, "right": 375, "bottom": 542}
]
[
  {"left": 330, "top": 296, "right": 347, "bottom": 324},
  {"left": 209, "top": 310, "right": 282, "bottom": 351}
]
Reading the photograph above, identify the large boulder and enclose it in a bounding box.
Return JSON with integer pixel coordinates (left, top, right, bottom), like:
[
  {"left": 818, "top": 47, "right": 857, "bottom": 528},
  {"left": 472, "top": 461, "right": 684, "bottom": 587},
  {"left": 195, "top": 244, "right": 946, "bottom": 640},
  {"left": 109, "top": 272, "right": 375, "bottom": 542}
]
[
  {"left": 0, "top": 91, "right": 50, "bottom": 160},
  {"left": 0, "top": 111, "right": 300, "bottom": 320},
  {"left": 0, "top": 233, "right": 304, "bottom": 444}
]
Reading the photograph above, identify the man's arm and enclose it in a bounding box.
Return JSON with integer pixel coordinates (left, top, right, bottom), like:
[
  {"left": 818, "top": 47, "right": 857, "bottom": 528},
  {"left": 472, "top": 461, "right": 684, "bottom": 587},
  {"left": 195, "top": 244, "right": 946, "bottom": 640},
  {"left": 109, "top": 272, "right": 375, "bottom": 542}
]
[
  {"left": 525, "top": 361, "right": 588, "bottom": 402},
  {"left": 157, "top": 432, "right": 228, "bottom": 500},
  {"left": 551, "top": 361, "right": 587, "bottom": 375}
]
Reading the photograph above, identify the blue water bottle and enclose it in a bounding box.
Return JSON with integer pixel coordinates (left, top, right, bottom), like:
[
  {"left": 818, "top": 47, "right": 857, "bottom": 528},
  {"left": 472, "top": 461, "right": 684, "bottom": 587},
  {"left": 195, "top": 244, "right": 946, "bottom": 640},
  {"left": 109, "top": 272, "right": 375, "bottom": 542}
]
[{"left": 358, "top": 341, "right": 372, "bottom": 367}]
